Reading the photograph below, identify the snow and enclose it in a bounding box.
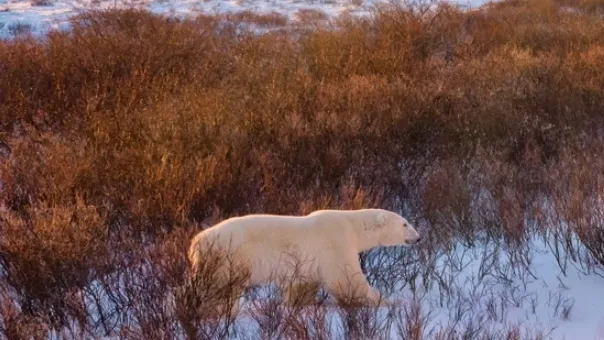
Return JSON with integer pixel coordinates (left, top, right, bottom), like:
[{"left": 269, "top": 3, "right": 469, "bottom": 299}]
[
  {"left": 0, "top": 0, "right": 490, "bottom": 39},
  {"left": 233, "top": 235, "right": 604, "bottom": 339},
  {"left": 408, "top": 236, "right": 604, "bottom": 339}
]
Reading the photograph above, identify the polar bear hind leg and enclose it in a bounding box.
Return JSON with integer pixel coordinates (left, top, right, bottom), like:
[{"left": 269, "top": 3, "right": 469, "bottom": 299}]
[
  {"left": 190, "top": 246, "right": 250, "bottom": 319},
  {"left": 282, "top": 282, "right": 320, "bottom": 307}
]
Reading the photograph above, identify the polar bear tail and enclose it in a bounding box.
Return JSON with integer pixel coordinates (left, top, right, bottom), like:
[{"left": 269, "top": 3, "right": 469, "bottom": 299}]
[{"left": 187, "top": 232, "right": 205, "bottom": 273}]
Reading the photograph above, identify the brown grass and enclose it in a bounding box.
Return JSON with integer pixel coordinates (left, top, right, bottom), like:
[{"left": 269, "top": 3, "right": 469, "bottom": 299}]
[
  {"left": 225, "top": 10, "right": 288, "bottom": 27},
  {"left": 295, "top": 8, "right": 329, "bottom": 24},
  {"left": 1, "top": 0, "right": 604, "bottom": 337}
]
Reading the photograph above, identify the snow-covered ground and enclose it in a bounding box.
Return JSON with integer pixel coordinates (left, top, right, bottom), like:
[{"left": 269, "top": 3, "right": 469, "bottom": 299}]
[
  {"left": 409, "top": 236, "right": 604, "bottom": 339},
  {"left": 235, "top": 236, "right": 604, "bottom": 339},
  {"left": 0, "top": 0, "right": 488, "bottom": 39}
]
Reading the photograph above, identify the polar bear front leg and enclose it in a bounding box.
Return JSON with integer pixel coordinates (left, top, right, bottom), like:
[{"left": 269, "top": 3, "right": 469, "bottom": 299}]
[{"left": 320, "top": 254, "right": 386, "bottom": 308}]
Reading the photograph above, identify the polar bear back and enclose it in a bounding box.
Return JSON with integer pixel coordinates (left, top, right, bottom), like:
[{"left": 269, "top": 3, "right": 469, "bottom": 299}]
[{"left": 188, "top": 210, "right": 375, "bottom": 285}]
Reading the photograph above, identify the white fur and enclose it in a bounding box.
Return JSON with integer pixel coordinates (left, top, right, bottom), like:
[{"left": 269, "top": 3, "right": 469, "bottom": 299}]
[{"left": 187, "top": 208, "right": 420, "bottom": 313}]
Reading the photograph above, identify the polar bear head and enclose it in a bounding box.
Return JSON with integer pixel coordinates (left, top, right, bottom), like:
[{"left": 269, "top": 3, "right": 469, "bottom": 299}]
[{"left": 374, "top": 210, "right": 421, "bottom": 247}]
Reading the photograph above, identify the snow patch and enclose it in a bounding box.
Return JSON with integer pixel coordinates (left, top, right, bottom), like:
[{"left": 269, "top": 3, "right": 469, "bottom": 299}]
[{"left": 0, "top": 0, "right": 493, "bottom": 38}]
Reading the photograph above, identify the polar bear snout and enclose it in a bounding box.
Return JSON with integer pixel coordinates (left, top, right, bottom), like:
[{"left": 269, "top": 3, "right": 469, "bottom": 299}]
[
  {"left": 401, "top": 220, "right": 421, "bottom": 245},
  {"left": 403, "top": 229, "right": 421, "bottom": 245},
  {"left": 405, "top": 235, "right": 421, "bottom": 245},
  {"left": 377, "top": 212, "right": 423, "bottom": 247}
]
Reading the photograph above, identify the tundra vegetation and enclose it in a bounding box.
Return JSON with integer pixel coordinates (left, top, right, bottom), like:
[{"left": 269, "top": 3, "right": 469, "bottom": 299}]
[{"left": 1, "top": 0, "right": 604, "bottom": 338}]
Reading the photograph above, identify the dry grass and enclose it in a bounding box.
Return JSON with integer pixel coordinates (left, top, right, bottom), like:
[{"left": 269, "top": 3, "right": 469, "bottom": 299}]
[
  {"left": 225, "top": 10, "right": 288, "bottom": 28},
  {"left": 1, "top": 0, "right": 604, "bottom": 338},
  {"left": 295, "top": 8, "right": 329, "bottom": 24}
]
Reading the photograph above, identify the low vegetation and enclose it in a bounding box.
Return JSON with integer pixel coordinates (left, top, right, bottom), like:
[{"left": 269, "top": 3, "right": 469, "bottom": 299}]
[{"left": 1, "top": 0, "right": 604, "bottom": 338}]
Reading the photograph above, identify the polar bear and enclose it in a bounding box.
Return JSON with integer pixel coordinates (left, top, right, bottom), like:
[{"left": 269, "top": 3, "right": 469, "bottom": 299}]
[{"left": 187, "top": 208, "right": 421, "bottom": 316}]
